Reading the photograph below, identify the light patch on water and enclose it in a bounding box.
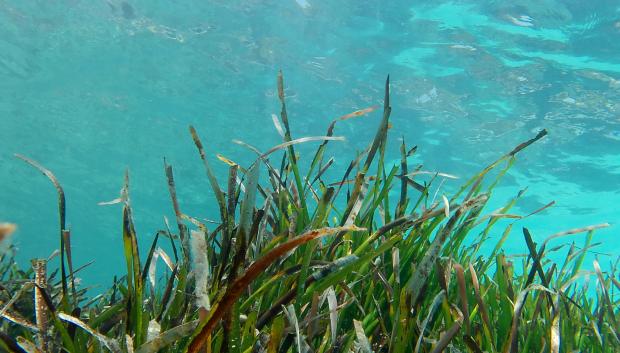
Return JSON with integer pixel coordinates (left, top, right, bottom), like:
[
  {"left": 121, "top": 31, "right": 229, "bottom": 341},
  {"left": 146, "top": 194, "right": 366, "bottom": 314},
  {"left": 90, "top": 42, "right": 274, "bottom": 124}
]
[
  {"left": 392, "top": 47, "right": 434, "bottom": 65},
  {"left": 410, "top": 2, "right": 569, "bottom": 43},
  {"left": 472, "top": 100, "right": 514, "bottom": 117},
  {"left": 604, "top": 131, "right": 620, "bottom": 141},
  {"left": 399, "top": 2, "right": 614, "bottom": 76},
  {"left": 392, "top": 47, "right": 465, "bottom": 77},
  {"left": 406, "top": 2, "right": 616, "bottom": 75},
  {"left": 496, "top": 54, "right": 532, "bottom": 68},
  {"left": 347, "top": 17, "right": 386, "bottom": 37},
  {"left": 415, "top": 86, "right": 438, "bottom": 104},
  {"left": 362, "top": 63, "right": 375, "bottom": 75},
  {"left": 507, "top": 49, "right": 620, "bottom": 74},
  {"left": 295, "top": 0, "right": 311, "bottom": 10},
  {"left": 423, "top": 137, "right": 442, "bottom": 146}
]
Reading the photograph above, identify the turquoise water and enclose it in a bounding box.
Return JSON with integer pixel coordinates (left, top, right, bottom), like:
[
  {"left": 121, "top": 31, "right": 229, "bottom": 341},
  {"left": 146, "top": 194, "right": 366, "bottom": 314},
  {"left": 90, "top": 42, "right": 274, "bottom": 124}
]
[{"left": 1, "top": 1, "right": 618, "bottom": 287}]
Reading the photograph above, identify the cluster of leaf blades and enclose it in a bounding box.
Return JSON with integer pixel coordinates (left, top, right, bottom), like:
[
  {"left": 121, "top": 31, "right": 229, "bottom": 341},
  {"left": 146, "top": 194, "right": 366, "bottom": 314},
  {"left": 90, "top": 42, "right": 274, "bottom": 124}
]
[{"left": 1, "top": 73, "right": 618, "bottom": 353}]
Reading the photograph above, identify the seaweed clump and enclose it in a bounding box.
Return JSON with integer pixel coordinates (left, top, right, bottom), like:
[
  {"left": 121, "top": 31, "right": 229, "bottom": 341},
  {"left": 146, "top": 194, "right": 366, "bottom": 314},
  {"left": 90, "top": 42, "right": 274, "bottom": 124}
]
[{"left": 1, "top": 73, "right": 618, "bottom": 353}]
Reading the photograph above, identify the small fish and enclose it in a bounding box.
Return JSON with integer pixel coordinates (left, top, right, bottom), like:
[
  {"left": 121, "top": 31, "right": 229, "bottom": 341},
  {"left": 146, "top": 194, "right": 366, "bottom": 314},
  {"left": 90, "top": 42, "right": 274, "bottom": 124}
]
[
  {"left": 507, "top": 14, "right": 534, "bottom": 27},
  {"left": 337, "top": 105, "right": 379, "bottom": 121},
  {"left": 0, "top": 223, "right": 17, "bottom": 242},
  {"left": 450, "top": 44, "right": 477, "bottom": 51}
]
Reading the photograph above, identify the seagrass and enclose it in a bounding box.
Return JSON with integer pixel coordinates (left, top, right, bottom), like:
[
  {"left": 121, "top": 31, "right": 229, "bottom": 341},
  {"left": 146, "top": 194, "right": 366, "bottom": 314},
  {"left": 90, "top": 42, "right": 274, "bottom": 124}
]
[{"left": 0, "top": 74, "right": 617, "bottom": 353}]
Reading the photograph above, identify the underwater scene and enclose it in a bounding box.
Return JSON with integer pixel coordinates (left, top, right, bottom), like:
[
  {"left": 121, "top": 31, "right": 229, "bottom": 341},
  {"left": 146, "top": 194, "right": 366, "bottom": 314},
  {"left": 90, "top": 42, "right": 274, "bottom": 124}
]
[{"left": 1, "top": 0, "right": 619, "bottom": 352}]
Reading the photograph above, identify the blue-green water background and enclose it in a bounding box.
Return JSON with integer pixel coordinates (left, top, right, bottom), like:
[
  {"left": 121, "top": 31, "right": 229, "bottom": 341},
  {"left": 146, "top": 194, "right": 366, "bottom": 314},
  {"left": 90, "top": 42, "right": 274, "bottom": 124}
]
[{"left": 1, "top": 0, "right": 618, "bottom": 288}]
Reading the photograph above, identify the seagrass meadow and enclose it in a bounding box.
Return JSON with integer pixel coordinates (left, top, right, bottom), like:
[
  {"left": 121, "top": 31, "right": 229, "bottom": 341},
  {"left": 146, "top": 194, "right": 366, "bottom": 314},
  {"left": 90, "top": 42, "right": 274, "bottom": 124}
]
[{"left": 0, "top": 74, "right": 618, "bottom": 353}]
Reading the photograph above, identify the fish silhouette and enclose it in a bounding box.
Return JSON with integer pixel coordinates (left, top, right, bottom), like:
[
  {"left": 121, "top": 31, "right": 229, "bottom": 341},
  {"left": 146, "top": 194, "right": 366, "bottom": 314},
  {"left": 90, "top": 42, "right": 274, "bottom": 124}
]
[
  {"left": 107, "top": 1, "right": 136, "bottom": 20},
  {"left": 120, "top": 1, "right": 135, "bottom": 20}
]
